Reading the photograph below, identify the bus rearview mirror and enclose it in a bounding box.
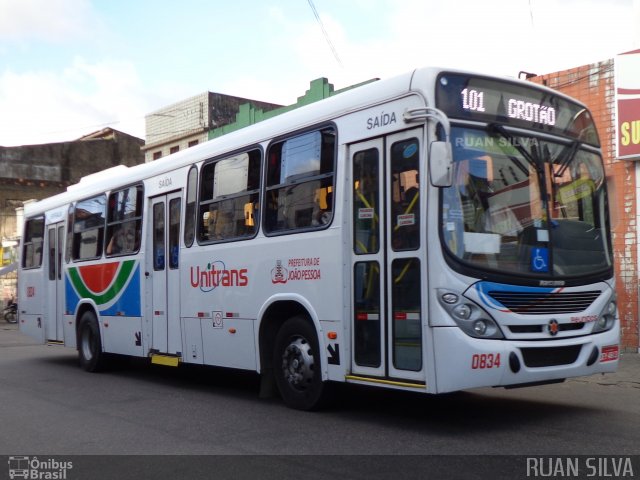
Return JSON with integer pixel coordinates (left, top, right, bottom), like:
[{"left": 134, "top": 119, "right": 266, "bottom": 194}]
[{"left": 430, "top": 141, "right": 452, "bottom": 187}]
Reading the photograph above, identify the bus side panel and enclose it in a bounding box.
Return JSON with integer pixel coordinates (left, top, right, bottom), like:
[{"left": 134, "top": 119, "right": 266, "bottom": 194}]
[
  {"left": 201, "top": 318, "right": 256, "bottom": 370},
  {"left": 321, "top": 319, "right": 344, "bottom": 381},
  {"left": 181, "top": 229, "right": 344, "bottom": 376},
  {"left": 20, "top": 314, "right": 46, "bottom": 343},
  {"left": 63, "top": 313, "right": 77, "bottom": 348},
  {"left": 65, "top": 259, "right": 145, "bottom": 356},
  {"left": 101, "top": 316, "right": 144, "bottom": 357},
  {"left": 18, "top": 269, "right": 47, "bottom": 343},
  {"left": 181, "top": 317, "right": 204, "bottom": 364}
]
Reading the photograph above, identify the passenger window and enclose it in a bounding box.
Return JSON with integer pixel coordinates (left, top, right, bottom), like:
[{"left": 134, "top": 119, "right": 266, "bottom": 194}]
[
  {"left": 184, "top": 166, "right": 198, "bottom": 247},
  {"left": 22, "top": 217, "right": 45, "bottom": 269},
  {"left": 198, "top": 150, "right": 261, "bottom": 243},
  {"left": 265, "top": 128, "right": 335, "bottom": 234},
  {"left": 105, "top": 186, "right": 143, "bottom": 256},
  {"left": 72, "top": 195, "right": 106, "bottom": 260}
]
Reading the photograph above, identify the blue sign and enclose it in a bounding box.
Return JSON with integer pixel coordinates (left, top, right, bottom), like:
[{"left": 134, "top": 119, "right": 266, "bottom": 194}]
[{"left": 531, "top": 247, "right": 549, "bottom": 272}]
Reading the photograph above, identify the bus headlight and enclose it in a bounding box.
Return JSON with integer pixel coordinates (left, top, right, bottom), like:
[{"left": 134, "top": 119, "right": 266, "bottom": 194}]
[
  {"left": 453, "top": 304, "right": 472, "bottom": 320},
  {"left": 438, "top": 289, "right": 504, "bottom": 339},
  {"left": 473, "top": 320, "right": 488, "bottom": 336},
  {"left": 593, "top": 299, "right": 616, "bottom": 333}
]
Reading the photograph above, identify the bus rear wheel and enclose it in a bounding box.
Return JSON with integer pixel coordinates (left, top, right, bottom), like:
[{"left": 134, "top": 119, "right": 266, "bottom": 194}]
[
  {"left": 78, "top": 310, "right": 107, "bottom": 372},
  {"left": 274, "top": 315, "right": 328, "bottom": 411}
]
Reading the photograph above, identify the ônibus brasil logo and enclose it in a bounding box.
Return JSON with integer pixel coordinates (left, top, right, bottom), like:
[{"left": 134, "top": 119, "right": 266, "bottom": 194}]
[{"left": 8, "top": 456, "right": 73, "bottom": 480}]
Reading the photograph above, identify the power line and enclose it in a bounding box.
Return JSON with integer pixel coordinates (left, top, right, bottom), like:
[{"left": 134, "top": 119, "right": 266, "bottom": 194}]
[{"left": 307, "top": 0, "right": 343, "bottom": 68}]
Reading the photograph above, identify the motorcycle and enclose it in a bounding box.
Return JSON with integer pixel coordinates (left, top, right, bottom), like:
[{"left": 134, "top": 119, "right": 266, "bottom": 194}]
[{"left": 4, "top": 299, "right": 17, "bottom": 324}]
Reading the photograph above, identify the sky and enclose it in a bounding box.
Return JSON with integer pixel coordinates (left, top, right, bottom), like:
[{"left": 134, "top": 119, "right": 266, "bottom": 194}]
[{"left": 0, "top": 0, "right": 639, "bottom": 146}]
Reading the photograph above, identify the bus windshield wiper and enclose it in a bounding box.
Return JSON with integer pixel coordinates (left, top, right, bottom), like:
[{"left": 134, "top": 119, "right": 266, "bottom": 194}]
[
  {"left": 488, "top": 123, "right": 540, "bottom": 175},
  {"left": 554, "top": 140, "right": 580, "bottom": 178}
]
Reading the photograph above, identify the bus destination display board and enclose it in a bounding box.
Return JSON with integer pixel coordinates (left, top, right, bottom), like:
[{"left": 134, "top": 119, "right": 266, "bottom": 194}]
[{"left": 435, "top": 73, "right": 599, "bottom": 146}]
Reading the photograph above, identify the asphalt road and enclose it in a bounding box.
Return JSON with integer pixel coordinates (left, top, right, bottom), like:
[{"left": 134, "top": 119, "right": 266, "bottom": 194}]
[{"left": 1, "top": 323, "right": 639, "bottom": 479}]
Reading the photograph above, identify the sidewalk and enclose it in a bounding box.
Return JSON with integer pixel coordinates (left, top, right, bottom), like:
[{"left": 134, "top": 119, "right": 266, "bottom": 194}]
[
  {"left": 568, "top": 350, "right": 640, "bottom": 388},
  {"left": 0, "top": 322, "right": 41, "bottom": 347},
  {"left": 1, "top": 322, "right": 27, "bottom": 345}
]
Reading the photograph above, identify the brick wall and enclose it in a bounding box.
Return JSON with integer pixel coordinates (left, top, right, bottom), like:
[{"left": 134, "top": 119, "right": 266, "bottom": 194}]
[{"left": 531, "top": 60, "right": 639, "bottom": 350}]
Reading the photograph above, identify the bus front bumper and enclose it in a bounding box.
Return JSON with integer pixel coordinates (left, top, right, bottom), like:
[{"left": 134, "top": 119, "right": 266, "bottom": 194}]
[{"left": 432, "top": 325, "right": 620, "bottom": 393}]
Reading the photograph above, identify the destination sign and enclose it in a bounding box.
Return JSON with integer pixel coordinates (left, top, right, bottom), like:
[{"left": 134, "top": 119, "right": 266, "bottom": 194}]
[{"left": 435, "top": 73, "right": 600, "bottom": 147}]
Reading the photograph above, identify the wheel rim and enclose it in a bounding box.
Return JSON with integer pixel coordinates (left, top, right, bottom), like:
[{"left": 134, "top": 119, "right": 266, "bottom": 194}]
[
  {"left": 81, "top": 326, "right": 95, "bottom": 361},
  {"left": 281, "top": 336, "right": 315, "bottom": 391}
]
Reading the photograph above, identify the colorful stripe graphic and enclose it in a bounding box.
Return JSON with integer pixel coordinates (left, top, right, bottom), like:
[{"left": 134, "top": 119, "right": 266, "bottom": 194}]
[{"left": 66, "top": 260, "right": 141, "bottom": 316}]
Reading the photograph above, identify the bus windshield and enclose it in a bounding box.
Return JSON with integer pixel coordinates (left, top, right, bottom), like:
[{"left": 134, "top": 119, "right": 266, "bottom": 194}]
[{"left": 441, "top": 125, "right": 613, "bottom": 279}]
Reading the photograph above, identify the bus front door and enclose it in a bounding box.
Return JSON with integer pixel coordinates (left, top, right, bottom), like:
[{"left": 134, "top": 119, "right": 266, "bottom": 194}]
[
  {"left": 46, "top": 222, "right": 65, "bottom": 343},
  {"left": 148, "top": 193, "right": 182, "bottom": 356},
  {"left": 350, "top": 129, "right": 426, "bottom": 385}
]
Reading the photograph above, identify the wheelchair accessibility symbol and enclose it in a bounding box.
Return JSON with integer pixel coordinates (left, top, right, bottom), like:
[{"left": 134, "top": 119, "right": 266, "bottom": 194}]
[{"left": 531, "top": 247, "right": 549, "bottom": 272}]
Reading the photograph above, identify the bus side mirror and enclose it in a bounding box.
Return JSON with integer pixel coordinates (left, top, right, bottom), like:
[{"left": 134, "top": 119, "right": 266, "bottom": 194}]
[{"left": 430, "top": 141, "right": 452, "bottom": 187}]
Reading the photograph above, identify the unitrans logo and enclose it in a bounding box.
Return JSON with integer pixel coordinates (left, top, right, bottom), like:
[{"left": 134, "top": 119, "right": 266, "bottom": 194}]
[
  {"left": 8, "top": 456, "right": 73, "bottom": 479},
  {"left": 190, "top": 260, "right": 248, "bottom": 292}
]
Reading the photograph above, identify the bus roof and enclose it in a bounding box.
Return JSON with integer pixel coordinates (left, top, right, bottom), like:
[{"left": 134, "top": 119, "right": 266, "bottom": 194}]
[
  {"left": 24, "top": 68, "right": 423, "bottom": 217},
  {"left": 23, "top": 66, "right": 589, "bottom": 218}
]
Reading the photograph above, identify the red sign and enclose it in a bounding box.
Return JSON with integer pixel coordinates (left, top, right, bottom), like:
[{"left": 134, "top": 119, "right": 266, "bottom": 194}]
[
  {"left": 617, "top": 49, "right": 640, "bottom": 159},
  {"left": 600, "top": 345, "right": 619, "bottom": 363}
]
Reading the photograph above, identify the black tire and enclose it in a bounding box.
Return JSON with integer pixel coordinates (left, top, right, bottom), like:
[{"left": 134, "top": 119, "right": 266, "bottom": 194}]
[
  {"left": 4, "top": 310, "right": 17, "bottom": 324},
  {"left": 273, "top": 315, "right": 328, "bottom": 410},
  {"left": 77, "top": 310, "right": 107, "bottom": 372}
]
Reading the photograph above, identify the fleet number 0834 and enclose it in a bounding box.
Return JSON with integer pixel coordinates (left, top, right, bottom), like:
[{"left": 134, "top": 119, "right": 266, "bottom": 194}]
[{"left": 471, "top": 353, "right": 501, "bottom": 369}]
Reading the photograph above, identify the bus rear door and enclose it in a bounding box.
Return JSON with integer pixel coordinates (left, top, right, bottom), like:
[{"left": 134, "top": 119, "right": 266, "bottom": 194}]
[
  {"left": 45, "top": 222, "right": 65, "bottom": 343},
  {"left": 349, "top": 129, "right": 427, "bottom": 385}
]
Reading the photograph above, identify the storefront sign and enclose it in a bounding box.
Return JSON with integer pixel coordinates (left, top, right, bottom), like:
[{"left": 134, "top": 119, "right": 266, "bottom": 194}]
[{"left": 616, "top": 49, "right": 640, "bottom": 159}]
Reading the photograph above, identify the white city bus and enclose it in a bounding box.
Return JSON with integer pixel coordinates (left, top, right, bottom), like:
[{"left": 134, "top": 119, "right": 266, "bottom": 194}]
[{"left": 18, "top": 67, "right": 620, "bottom": 410}]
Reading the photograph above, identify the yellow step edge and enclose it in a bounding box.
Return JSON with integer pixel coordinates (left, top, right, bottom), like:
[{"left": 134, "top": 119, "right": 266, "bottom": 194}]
[
  {"left": 150, "top": 354, "right": 180, "bottom": 367},
  {"left": 345, "top": 375, "right": 426, "bottom": 389}
]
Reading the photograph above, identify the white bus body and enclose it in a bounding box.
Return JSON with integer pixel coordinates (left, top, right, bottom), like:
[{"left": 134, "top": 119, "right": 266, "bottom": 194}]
[{"left": 18, "top": 67, "right": 619, "bottom": 410}]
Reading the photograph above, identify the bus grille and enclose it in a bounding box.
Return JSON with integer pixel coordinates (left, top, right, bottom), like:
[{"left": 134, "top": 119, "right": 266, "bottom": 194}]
[
  {"left": 488, "top": 290, "right": 600, "bottom": 315},
  {"left": 520, "top": 345, "right": 582, "bottom": 368},
  {"left": 508, "top": 322, "right": 585, "bottom": 334}
]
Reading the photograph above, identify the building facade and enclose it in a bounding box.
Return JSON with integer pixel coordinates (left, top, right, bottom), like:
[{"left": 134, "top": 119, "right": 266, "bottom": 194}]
[
  {"left": 142, "top": 92, "right": 282, "bottom": 162},
  {"left": 143, "top": 78, "right": 378, "bottom": 162},
  {"left": 530, "top": 55, "right": 639, "bottom": 351},
  {"left": 0, "top": 128, "right": 145, "bottom": 302}
]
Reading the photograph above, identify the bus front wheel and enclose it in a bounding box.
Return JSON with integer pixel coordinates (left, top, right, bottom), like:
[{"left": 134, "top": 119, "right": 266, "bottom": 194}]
[
  {"left": 273, "top": 315, "right": 328, "bottom": 411},
  {"left": 78, "top": 310, "right": 107, "bottom": 372}
]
